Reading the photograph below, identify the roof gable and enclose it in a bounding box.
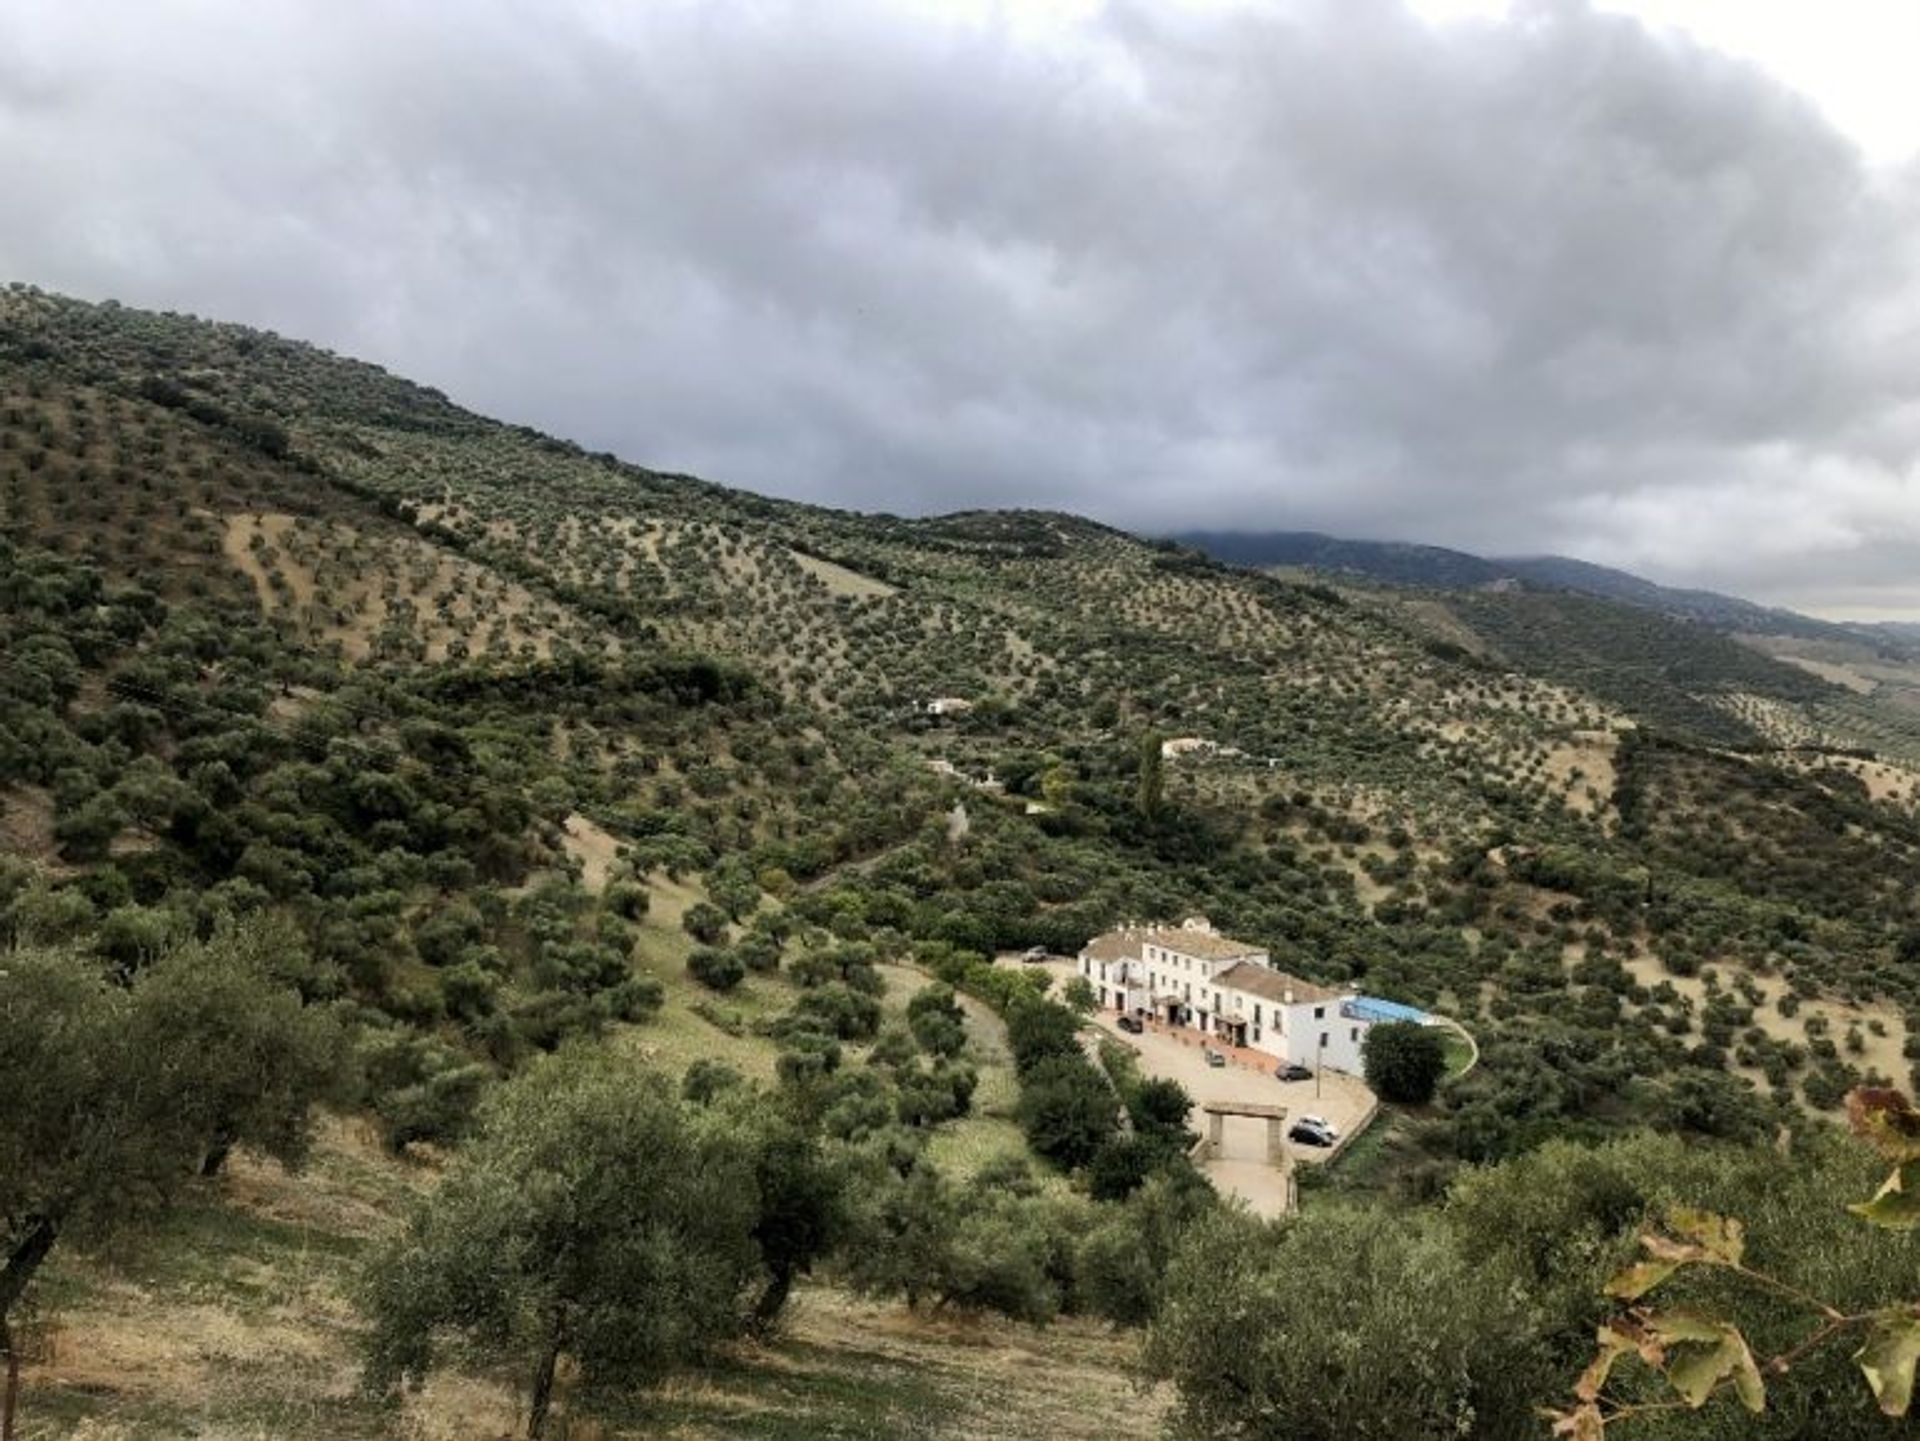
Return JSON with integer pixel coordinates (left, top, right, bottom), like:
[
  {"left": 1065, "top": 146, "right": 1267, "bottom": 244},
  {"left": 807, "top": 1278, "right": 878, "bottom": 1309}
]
[{"left": 1215, "top": 961, "right": 1345, "bottom": 1007}]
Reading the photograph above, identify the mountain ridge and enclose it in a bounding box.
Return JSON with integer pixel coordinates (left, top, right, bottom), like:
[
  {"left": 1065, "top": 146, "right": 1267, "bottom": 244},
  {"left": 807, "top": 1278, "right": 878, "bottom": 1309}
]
[{"left": 1172, "top": 528, "right": 1909, "bottom": 654}]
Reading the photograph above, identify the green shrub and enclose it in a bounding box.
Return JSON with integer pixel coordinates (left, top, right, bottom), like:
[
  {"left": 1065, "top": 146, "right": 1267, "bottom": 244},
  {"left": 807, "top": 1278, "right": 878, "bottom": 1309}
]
[{"left": 688, "top": 946, "right": 746, "bottom": 992}]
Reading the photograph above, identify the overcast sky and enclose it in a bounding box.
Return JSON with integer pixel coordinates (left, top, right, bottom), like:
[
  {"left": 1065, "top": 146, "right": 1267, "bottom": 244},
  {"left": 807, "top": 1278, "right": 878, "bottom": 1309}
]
[{"left": 4, "top": 1, "right": 1919, "bottom": 617}]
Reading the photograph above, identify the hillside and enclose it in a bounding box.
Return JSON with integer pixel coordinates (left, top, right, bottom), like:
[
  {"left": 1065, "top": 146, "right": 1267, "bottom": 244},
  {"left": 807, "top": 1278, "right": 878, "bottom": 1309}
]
[
  {"left": 8, "top": 284, "right": 1920, "bottom": 1436},
  {"left": 1173, "top": 528, "right": 1898, "bottom": 651},
  {"left": 12, "top": 281, "right": 1920, "bottom": 1114}
]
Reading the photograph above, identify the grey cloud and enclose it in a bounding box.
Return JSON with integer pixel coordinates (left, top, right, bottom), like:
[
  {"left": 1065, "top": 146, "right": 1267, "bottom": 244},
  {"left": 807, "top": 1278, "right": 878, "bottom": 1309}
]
[{"left": 3, "top": 0, "right": 1919, "bottom": 613}]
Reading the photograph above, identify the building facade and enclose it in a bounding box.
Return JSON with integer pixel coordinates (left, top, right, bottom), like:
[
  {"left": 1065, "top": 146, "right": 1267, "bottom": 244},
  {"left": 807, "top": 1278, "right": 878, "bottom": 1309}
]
[{"left": 1077, "top": 917, "right": 1372, "bottom": 1075}]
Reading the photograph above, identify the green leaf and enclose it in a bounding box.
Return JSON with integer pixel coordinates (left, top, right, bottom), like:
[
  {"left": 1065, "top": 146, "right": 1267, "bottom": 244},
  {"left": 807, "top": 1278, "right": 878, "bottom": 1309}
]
[
  {"left": 1639, "top": 1232, "right": 1705, "bottom": 1263},
  {"left": 1648, "top": 1312, "right": 1763, "bottom": 1413},
  {"left": 1856, "top": 1315, "right": 1920, "bottom": 1416},
  {"left": 1666, "top": 1207, "right": 1744, "bottom": 1266},
  {"left": 1849, "top": 1161, "right": 1920, "bottom": 1230},
  {"left": 1576, "top": 1323, "right": 1636, "bottom": 1401},
  {"left": 1646, "top": 1309, "right": 1728, "bottom": 1346},
  {"left": 1606, "top": 1259, "right": 1680, "bottom": 1300},
  {"left": 1847, "top": 1088, "right": 1920, "bottom": 1163},
  {"left": 1666, "top": 1345, "right": 1727, "bottom": 1409},
  {"left": 1728, "top": 1335, "right": 1766, "bottom": 1414}
]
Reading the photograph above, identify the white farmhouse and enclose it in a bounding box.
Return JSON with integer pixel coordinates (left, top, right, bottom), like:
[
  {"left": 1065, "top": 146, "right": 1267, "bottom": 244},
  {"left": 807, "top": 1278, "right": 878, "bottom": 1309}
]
[
  {"left": 1077, "top": 916, "right": 1373, "bottom": 1076},
  {"left": 1159, "top": 736, "right": 1216, "bottom": 760},
  {"left": 925, "top": 696, "right": 974, "bottom": 717}
]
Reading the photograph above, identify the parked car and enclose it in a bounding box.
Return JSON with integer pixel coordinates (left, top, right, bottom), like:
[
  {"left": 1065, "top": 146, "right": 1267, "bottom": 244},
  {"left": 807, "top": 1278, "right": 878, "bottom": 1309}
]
[
  {"left": 1288, "top": 1119, "right": 1336, "bottom": 1148},
  {"left": 1300, "top": 1114, "right": 1340, "bottom": 1139},
  {"left": 1020, "top": 946, "right": 1049, "bottom": 963},
  {"left": 1116, "top": 1014, "right": 1144, "bottom": 1034},
  {"left": 1274, "top": 1062, "right": 1312, "bottom": 1082},
  {"left": 1204, "top": 1048, "right": 1227, "bottom": 1068}
]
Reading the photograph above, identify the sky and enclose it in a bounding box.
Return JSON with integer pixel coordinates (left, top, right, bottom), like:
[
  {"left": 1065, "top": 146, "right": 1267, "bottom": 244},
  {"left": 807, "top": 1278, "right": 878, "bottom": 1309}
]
[{"left": 3, "top": 1, "right": 1919, "bottom": 618}]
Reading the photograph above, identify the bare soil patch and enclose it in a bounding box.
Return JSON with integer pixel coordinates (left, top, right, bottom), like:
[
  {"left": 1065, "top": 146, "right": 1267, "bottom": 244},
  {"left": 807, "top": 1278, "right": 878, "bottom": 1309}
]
[
  {"left": 222, "top": 511, "right": 596, "bottom": 663},
  {"left": 1622, "top": 952, "right": 1910, "bottom": 1101},
  {"left": 0, "top": 784, "right": 59, "bottom": 863},
  {"left": 561, "top": 812, "right": 622, "bottom": 892},
  {"left": 792, "top": 550, "right": 897, "bottom": 598}
]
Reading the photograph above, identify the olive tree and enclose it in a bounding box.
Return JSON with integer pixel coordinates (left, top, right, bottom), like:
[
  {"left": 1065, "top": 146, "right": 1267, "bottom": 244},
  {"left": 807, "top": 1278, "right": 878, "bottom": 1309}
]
[
  {"left": 1, "top": 922, "right": 342, "bottom": 1436},
  {"left": 1361, "top": 1020, "right": 1448, "bottom": 1105},
  {"left": 359, "top": 1045, "right": 761, "bottom": 1438},
  {"left": 1145, "top": 1206, "right": 1554, "bottom": 1441}
]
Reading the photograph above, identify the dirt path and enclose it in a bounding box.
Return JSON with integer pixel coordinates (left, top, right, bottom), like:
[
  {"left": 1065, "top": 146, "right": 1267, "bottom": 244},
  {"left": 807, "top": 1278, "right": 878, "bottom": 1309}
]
[{"left": 561, "top": 812, "right": 621, "bottom": 891}]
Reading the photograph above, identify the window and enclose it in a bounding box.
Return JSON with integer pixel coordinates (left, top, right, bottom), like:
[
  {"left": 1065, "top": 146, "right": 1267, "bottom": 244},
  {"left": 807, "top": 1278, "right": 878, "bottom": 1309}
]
[
  {"left": 1314, "top": 1006, "right": 1325, "bottom": 1020},
  {"left": 1253, "top": 1026, "right": 1261, "bottom": 1041},
  {"left": 1320, "top": 1031, "right": 1328, "bottom": 1049},
  {"left": 1254, "top": 1003, "right": 1262, "bottom": 1025},
  {"left": 1350, "top": 1027, "right": 1358, "bottom": 1042}
]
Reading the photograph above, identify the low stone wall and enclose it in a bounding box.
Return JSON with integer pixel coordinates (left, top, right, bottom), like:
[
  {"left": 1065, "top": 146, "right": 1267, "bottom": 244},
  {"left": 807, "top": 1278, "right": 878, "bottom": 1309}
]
[
  {"left": 1322, "top": 1092, "right": 1381, "bottom": 1163},
  {"left": 1432, "top": 1015, "right": 1480, "bottom": 1078}
]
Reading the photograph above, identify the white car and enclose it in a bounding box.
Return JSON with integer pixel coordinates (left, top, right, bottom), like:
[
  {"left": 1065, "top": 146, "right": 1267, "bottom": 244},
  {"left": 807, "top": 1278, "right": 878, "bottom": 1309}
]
[
  {"left": 1300, "top": 1114, "right": 1340, "bottom": 1139},
  {"left": 1288, "top": 1117, "right": 1338, "bottom": 1148}
]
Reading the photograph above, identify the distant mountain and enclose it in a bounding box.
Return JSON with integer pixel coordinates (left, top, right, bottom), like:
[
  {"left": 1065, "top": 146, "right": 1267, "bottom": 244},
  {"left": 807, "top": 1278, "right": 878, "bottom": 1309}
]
[
  {"left": 1174, "top": 530, "right": 1508, "bottom": 590},
  {"left": 1493, "top": 554, "right": 1862, "bottom": 645},
  {"left": 1173, "top": 530, "right": 1895, "bottom": 652},
  {"left": 1865, "top": 620, "right": 1920, "bottom": 647}
]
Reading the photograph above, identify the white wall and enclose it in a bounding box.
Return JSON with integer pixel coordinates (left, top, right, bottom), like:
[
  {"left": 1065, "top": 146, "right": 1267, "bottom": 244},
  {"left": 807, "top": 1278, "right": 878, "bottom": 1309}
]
[
  {"left": 1214, "top": 988, "right": 1370, "bottom": 1075},
  {"left": 1274, "top": 999, "right": 1367, "bottom": 1075},
  {"left": 1080, "top": 946, "right": 1374, "bottom": 1074}
]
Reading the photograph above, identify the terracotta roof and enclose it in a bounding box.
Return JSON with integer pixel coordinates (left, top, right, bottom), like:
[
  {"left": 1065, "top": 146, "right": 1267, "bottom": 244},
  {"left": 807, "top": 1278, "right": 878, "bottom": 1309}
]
[
  {"left": 1080, "top": 923, "right": 1269, "bottom": 964},
  {"left": 1080, "top": 931, "right": 1142, "bottom": 963},
  {"left": 1214, "top": 961, "right": 1346, "bottom": 1007},
  {"left": 1140, "top": 927, "right": 1265, "bottom": 962}
]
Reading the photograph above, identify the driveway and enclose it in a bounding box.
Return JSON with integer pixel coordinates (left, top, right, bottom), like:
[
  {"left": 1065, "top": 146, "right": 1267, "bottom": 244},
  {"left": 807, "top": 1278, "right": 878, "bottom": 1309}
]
[{"left": 1011, "top": 956, "right": 1376, "bottom": 1217}]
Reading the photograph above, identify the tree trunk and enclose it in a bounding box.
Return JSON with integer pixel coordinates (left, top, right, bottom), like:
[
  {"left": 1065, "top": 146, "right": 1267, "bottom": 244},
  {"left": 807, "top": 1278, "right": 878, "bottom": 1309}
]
[
  {"left": 200, "top": 1133, "right": 235, "bottom": 1178},
  {"left": 2, "top": 1317, "right": 18, "bottom": 1441},
  {"left": 749, "top": 1265, "right": 793, "bottom": 1334},
  {"left": 0, "top": 1218, "right": 58, "bottom": 1322},
  {"left": 0, "top": 1216, "right": 58, "bottom": 1441},
  {"left": 526, "top": 1331, "right": 562, "bottom": 1441}
]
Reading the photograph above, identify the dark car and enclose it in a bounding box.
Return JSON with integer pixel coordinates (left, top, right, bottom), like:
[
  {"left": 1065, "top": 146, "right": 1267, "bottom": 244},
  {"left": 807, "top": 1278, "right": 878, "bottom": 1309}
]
[
  {"left": 1288, "top": 1120, "right": 1336, "bottom": 1148},
  {"left": 1274, "top": 1062, "right": 1312, "bottom": 1082},
  {"left": 1116, "top": 1014, "right": 1144, "bottom": 1034}
]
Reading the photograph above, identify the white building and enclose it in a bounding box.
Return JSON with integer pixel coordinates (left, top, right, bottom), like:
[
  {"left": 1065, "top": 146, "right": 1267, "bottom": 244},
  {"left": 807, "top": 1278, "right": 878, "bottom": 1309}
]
[
  {"left": 925, "top": 696, "right": 974, "bottom": 717},
  {"left": 1077, "top": 917, "right": 1372, "bottom": 1076},
  {"left": 1159, "top": 736, "right": 1216, "bottom": 760}
]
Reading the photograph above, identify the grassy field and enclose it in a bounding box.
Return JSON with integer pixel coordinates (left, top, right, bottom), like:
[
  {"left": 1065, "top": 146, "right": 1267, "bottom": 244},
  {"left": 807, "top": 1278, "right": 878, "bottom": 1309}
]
[{"left": 15, "top": 1114, "right": 1164, "bottom": 1441}]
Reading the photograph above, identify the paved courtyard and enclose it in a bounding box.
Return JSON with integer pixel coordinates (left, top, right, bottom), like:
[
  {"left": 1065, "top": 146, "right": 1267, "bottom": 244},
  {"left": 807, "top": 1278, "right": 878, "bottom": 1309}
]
[{"left": 1013, "top": 957, "right": 1377, "bottom": 1216}]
